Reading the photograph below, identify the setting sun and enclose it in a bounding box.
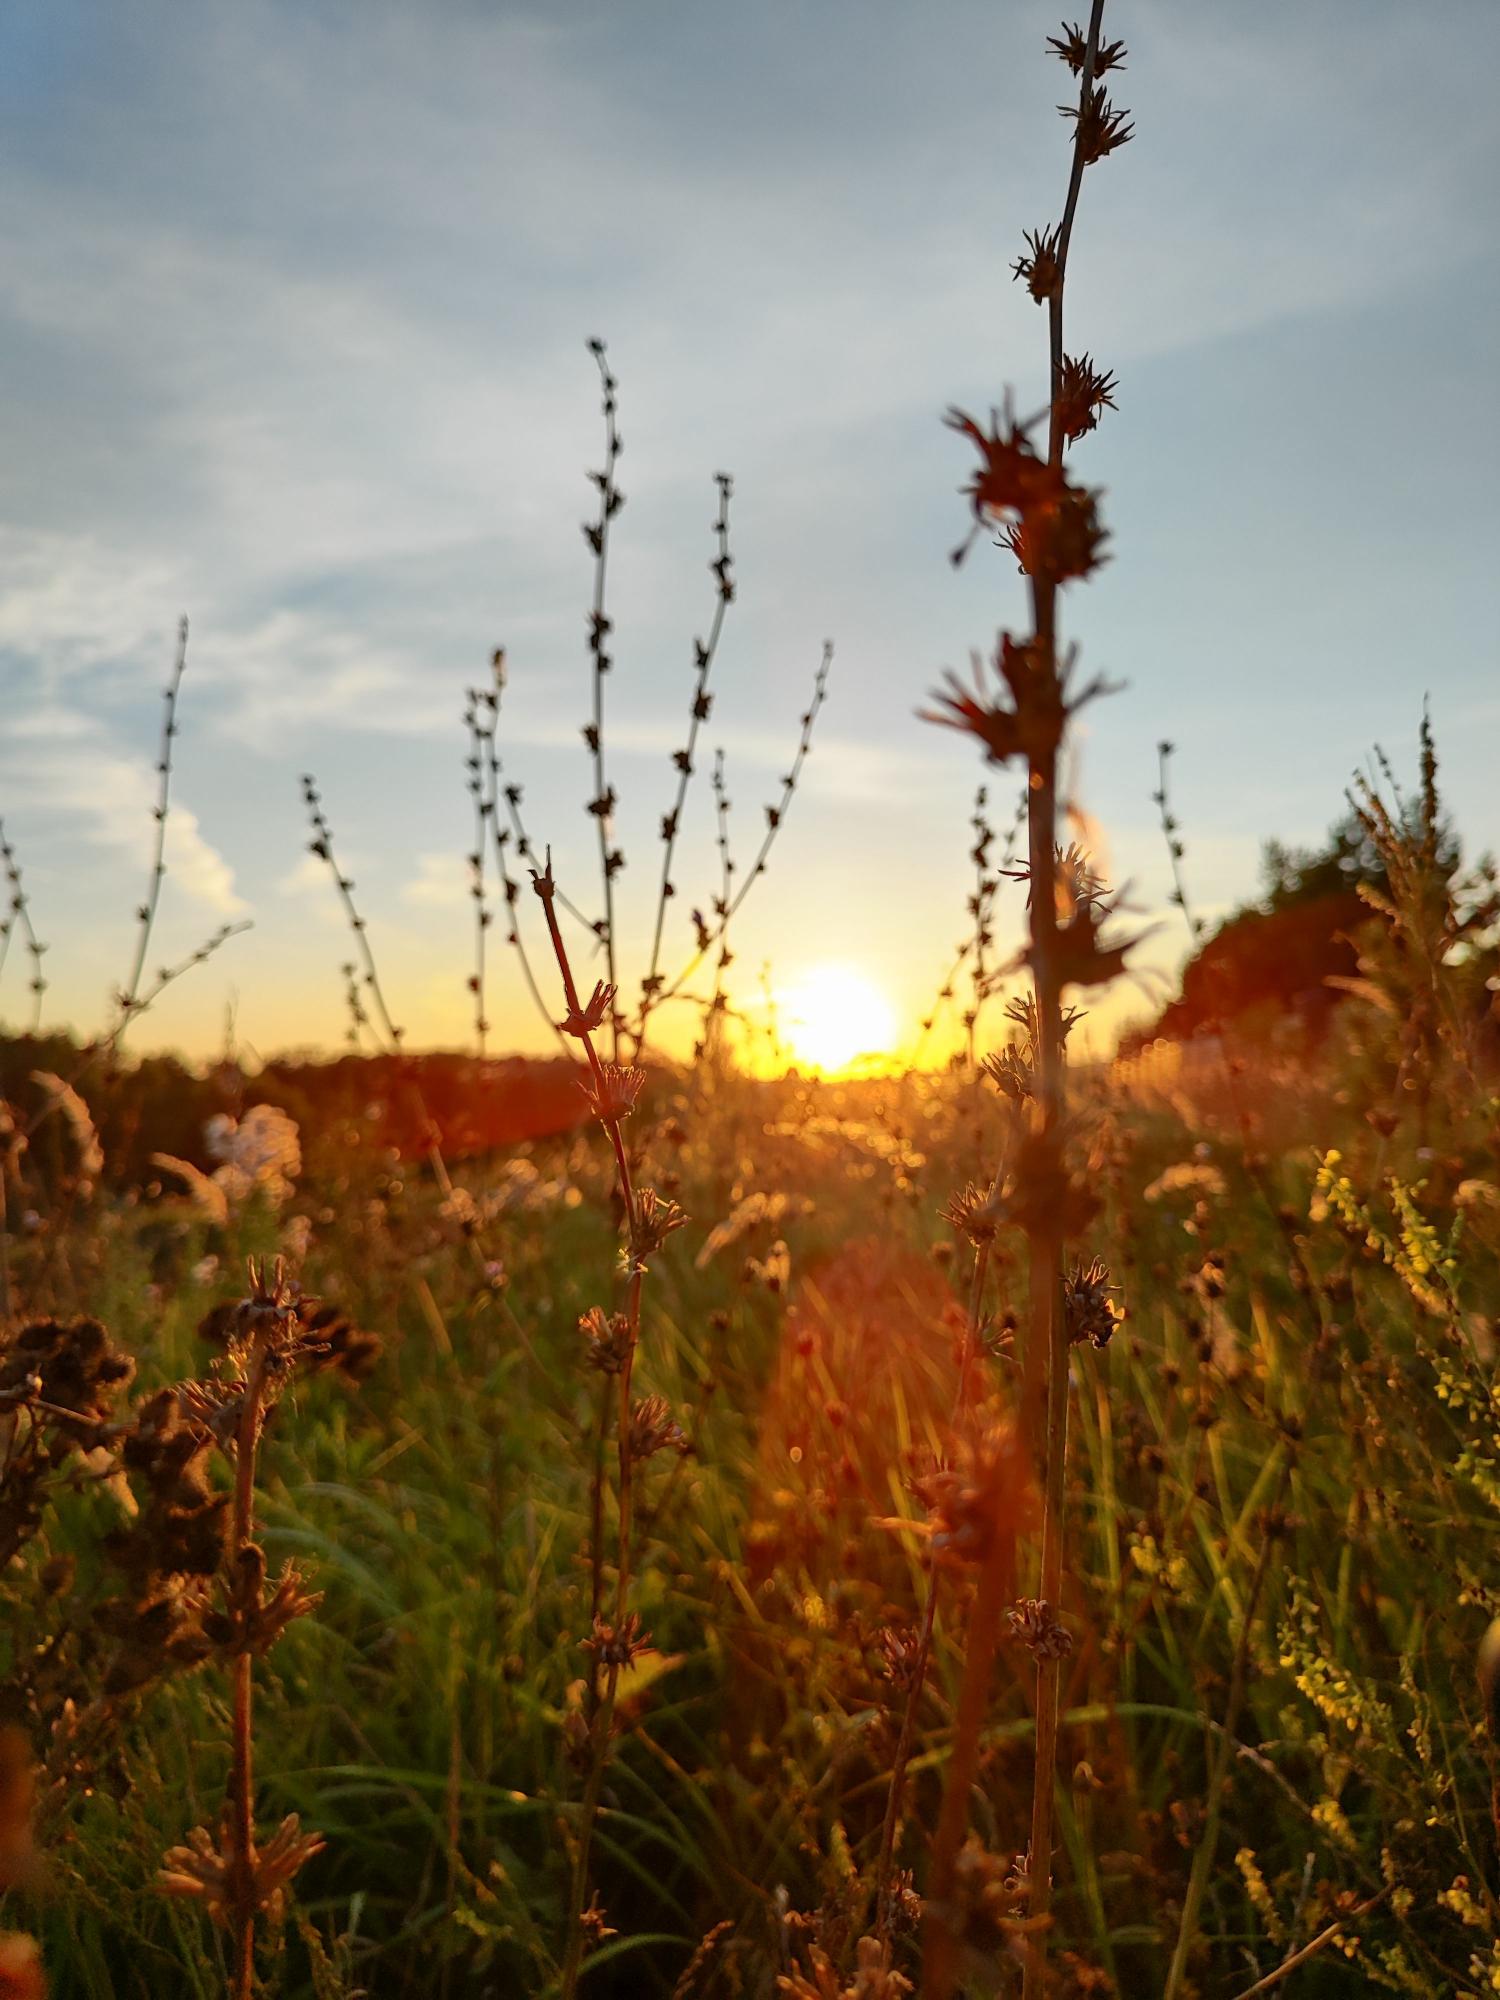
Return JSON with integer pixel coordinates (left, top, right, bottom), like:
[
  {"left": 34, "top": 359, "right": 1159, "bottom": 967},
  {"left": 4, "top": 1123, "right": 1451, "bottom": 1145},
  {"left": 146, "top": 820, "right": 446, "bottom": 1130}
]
[{"left": 776, "top": 963, "right": 899, "bottom": 1076}]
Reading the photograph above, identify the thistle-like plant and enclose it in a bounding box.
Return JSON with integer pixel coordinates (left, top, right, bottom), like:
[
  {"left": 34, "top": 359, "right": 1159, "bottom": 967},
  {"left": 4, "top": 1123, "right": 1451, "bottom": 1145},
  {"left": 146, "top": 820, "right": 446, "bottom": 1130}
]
[{"left": 922, "top": 5, "right": 1134, "bottom": 1987}]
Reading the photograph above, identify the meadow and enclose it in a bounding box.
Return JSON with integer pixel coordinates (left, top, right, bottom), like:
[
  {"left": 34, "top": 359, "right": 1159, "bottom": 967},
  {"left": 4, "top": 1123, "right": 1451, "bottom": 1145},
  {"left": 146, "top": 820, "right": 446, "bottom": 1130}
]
[{"left": 4, "top": 7, "right": 1500, "bottom": 1998}]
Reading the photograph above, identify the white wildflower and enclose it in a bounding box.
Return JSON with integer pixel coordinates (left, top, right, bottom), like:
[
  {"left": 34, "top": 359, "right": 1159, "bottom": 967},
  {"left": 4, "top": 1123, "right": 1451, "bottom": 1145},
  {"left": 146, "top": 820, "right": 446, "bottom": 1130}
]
[
  {"left": 1144, "top": 1161, "right": 1227, "bottom": 1204},
  {"left": 205, "top": 1105, "right": 301, "bottom": 1208}
]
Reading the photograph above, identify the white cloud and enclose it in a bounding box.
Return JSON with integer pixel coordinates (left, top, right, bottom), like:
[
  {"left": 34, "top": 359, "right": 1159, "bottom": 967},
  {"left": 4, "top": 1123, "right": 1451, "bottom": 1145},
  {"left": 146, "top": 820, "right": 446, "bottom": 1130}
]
[
  {"left": 0, "top": 705, "right": 245, "bottom": 918},
  {"left": 400, "top": 851, "right": 467, "bottom": 910}
]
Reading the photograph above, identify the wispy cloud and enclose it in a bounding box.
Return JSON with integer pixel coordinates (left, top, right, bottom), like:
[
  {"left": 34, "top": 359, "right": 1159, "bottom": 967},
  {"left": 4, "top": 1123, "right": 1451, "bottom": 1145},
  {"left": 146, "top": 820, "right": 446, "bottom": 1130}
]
[{"left": 0, "top": 703, "right": 245, "bottom": 917}]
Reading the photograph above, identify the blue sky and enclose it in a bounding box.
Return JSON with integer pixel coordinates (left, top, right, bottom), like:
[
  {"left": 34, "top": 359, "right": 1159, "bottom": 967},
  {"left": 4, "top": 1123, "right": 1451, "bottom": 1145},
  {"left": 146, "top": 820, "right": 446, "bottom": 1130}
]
[{"left": 0, "top": 0, "right": 1496, "bottom": 1061}]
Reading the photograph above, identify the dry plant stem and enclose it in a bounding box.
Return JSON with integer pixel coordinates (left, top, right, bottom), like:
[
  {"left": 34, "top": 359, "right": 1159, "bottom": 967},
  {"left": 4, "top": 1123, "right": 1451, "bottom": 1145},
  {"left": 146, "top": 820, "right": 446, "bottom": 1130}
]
[
  {"left": 584, "top": 1381, "right": 610, "bottom": 1715},
  {"left": 21, "top": 923, "right": 251, "bottom": 1150},
  {"left": 923, "top": 1524, "right": 1017, "bottom": 1999},
  {"left": 118, "top": 615, "right": 189, "bottom": 1037},
  {"left": 465, "top": 701, "right": 490, "bottom": 1058},
  {"left": 1154, "top": 741, "right": 1204, "bottom": 945},
  {"left": 477, "top": 666, "right": 577, "bottom": 1059},
  {"left": 1225, "top": 1895, "right": 1383, "bottom": 2000},
  {"left": 874, "top": 1575, "right": 940, "bottom": 1939},
  {"left": 303, "top": 779, "right": 403, "bottom": 1051},
  {"left": 640, "top": 474, "right": 734, "bottom": 1047},
  {"left": 697, "top": 750, "right": 736, "bottom": 1060},
  {"left": 1163, "top": 1458, "right": 1291, "bottom": 2000},
  {"left": 631, "top": 642, "right": 831, "bottom": 1040},
  {"left": 533, "top": 872, "right": 646, "bottom": 2000},
  {"left": 967, "top": 787, "right": 994, "bottom": 1065},
  {"left": 583, "top": 342, "right": 624, "bottom": 1056},
  {"left": 953, "top": 1235, "right": 992, "bottom": 1427},
  {"left": 1020, "top": 9, "right": 1107, "bottom": 1985},
  {"left": 302, "top": 781, "right": 506, "bottom": 1285},
  {"left": 0, "top": 818, "right": 48, "bottom": 1031},
  {"left": 229, "top": 1331, "right": 272, "bottom": 2000}
]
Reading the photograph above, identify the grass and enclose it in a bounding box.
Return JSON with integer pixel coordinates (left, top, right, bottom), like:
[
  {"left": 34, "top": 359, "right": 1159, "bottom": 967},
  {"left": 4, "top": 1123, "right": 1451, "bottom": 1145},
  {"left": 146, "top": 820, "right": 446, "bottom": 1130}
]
[
  {"left": 4, "top": 1033, "right": 1499, "bottom": 1996},
  {"left": 4, "top": 5, "right": 1500, "bottom": 1995}
]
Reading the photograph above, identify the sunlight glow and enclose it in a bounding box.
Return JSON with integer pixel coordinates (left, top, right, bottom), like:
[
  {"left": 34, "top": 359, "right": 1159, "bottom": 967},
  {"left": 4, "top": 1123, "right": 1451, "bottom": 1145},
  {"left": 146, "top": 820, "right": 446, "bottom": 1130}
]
[{"left": 777, "top": 964, "right": 899, "bottom": 1076}]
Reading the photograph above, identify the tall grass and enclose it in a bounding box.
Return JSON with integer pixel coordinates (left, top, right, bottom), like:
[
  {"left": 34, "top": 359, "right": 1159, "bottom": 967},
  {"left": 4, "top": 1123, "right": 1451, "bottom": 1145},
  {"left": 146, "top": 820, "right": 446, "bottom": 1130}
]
[{"left": 4, "top": 8, "right": 1500, "bottom": 2000}]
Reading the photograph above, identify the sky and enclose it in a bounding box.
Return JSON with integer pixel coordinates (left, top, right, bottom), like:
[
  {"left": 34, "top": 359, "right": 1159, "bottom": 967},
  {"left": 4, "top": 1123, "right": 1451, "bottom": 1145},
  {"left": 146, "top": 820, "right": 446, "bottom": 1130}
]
[{"left": 0, "top": 0, "right": 1496, "bottom": 1067}]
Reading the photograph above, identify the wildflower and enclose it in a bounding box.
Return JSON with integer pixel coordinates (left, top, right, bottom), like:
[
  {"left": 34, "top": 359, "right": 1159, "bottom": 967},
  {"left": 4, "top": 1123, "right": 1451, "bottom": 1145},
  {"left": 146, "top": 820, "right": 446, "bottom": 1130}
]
[
  {"left": 695, "top": 1190, "right": 810, "bottom": 1268},
  {"left": 1064, "top": 1258, "right": 1121, "bottom": 1348},
  {"left": 942, "top": 1181, "right": 1001, "bottom": 1244},
  {"left": 778, "top": 1936, "right": 912, "bottom": 1999},
  {"left": 1061, "top": 84, "right": 1134, "bottom": 163},
  {"left": 562, "top": 980, "right": 615, "bottom": 1039},
  {"left": 439, "top": 1185, "right": 479, "bottom": 1232},
  {"left": 578, "top": 1896, "right": 616, "bottom": 1948},
  {"left": 1144, "top": 1162, "right": 1227, "bottom": 1204},
  {"left": 581, "top": 1062, "right": 646, "bottom": 1124},
  {"left": 204, "top": 1546, "right": 321, "bottom": 1657},
  {"left": 1047, "top": 22, "right": 1128, "bottom": 75},
  {"left": 983, "top": 1043, "right": 1032, "bottom": 1104},
  {"left": 583, "top": 1611, "right": 652, "bottom": 1670},
  {"left": 1000, "top": 479, "right": 1110, "bottom": 584},
  {"left": 745, "top": 1239, "right": 791, "bottom": 1292},
  {"left": 1012, "top": 225, "right": 1062, "bottom": 302},
  {"left": 579, "top": 1307, "right": 634, "bottom": 1374},
  {"left": 943, "top": 408, "right": 1060, "bottom": 559},
  {"left": 204, "top": 1105, "right": 301, "bottom": 1209},
  {"left": 1007, "top": 1596, "right": 1074, "bottom": 1659},
  {"left": 160, "top": 1811, "right": 324, "bottom": 1930},
  {"left": 629, "top": 1188, "right": 688, "bottom": 1265},
  {"left": 1054, "top": 353, "right": 1118, "bottom": 444},
  {"left": 878, "top": 1625, "right": 926, "bottom": 1693},
  {"left": 627, "top": 1394, "right": 688, "bottom": 1462}
]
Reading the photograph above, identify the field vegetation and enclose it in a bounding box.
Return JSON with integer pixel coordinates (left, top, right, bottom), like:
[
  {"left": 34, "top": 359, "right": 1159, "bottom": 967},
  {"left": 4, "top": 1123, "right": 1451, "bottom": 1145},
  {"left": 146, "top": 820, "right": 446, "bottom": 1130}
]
[{"left": 3, "top": 7, "right": 1500, "bottom": 1997}]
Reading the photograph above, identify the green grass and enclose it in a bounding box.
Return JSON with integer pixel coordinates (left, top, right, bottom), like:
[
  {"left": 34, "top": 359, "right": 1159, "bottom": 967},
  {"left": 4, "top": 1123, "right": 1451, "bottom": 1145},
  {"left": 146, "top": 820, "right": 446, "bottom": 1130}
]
[{"left": 5, "top": 1053, "right": 1500, "bottom": 1997}]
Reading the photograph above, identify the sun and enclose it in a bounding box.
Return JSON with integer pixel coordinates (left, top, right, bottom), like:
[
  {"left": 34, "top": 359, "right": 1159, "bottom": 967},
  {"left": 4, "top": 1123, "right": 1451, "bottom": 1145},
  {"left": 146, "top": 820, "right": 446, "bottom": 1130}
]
[{"left": 776, "top": 964, "right": 899, "bottom": 1076}]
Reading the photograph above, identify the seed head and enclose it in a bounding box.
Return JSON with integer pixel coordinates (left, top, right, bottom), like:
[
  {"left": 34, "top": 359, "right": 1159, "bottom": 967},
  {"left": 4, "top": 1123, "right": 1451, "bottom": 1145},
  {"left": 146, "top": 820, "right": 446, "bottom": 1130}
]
[
  {"left": 578, "top": 1306, "right": 634, "bottom": 1374},
  {"left": 1012, "top": 225, "right": 1063, "bottom": 303},
  {"left": 1007, "top": 1595, "right": 1074, "bottom": 1659},
  {"left": 1064, "top": 1257, "right": 1122, "bottom": 1349},
  {"left": 581, "top": 1062, "right": 646, "bottom": 1124}
]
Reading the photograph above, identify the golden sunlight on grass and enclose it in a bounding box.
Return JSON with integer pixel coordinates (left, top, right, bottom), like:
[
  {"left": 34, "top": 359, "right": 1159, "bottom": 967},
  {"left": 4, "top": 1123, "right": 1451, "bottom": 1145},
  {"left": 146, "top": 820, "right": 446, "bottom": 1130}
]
[{"left": 775, "top": 962, "right": 899, "bottom": 1076}]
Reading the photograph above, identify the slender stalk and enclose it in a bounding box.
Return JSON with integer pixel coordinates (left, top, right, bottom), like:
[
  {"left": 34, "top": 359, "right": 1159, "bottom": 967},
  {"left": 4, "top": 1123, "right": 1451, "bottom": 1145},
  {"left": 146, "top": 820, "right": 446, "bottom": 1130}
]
[
  {"left": 229, "top": 1331, "right": 271, "bottom": 2000},
  {"left": 922, "top": 1501, "right": 1019, "bottom": 2000},
  {"left": 967, "top": 786, "right": 994, "bottom": 1067},
  {"left": 952, "top": 1235, "right": 992, "bottom": 1428},
  {"left": 1225, "top": 1896, "right": 1383, "bottom": 2000},
  {"left": 582, "top": 340, "right": 625, "bottom": 1058},
  {"left": 532, "top": 863, "right": 654, "bottom": 2000},
  {"left": 630, "top": 642, "right": 831, "bottom": 1043},
  {"left": 584, "top": 1381, "right": 611, "bottom": 1715},
  {"left": 477, "top": 660, "right": 580, "bottom": 1060},
  {"left": 20, "top": 923, "right": 250, "bottom": 1150},
  {"left": 118, "top": 615, "right": 189, "bottom": 1039},
  {"left": 464, "top": 694, "right": 491, "bottom": 1058},
  {"left": 874, "top": 1578, "right": 940, "bottom": 1939},
  {"left": 639, "top": 474, "right": 735, "bottom": 1051},
  {"left": 1163, "top": 1459, "right": 1291, "bottom": 1999},
  {"left": 1020, "top": 14, "right": 1109, "bottom": 1983},
  {"left": 0, "top": 818, "right": 48, "bottom": 1032},
  {"left": 695, "top": 750, "right": 735, "bottom": 1063}
]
